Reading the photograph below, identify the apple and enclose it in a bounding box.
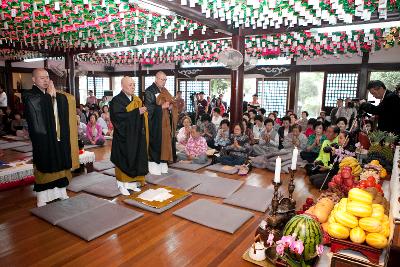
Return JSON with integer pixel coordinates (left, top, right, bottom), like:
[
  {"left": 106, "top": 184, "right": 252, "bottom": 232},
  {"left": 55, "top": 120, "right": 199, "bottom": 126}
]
[{"left": 333, "top": 174, "right": 342, "bottom": 184}]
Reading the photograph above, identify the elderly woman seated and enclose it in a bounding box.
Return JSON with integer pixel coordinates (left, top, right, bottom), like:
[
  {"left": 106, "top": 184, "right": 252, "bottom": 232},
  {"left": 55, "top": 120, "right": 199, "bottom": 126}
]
[
  {"left": 176, "top": 116, "right": 192, "bottom": 151},
  {"left": 85, "top": 114, "right": 105, "bottom": 146},
  {"left": 177, "top": 125, "right": 208, "bottom": 164},
  {"left": 217, "top": 123, "right": 251, "bottom": 166}
]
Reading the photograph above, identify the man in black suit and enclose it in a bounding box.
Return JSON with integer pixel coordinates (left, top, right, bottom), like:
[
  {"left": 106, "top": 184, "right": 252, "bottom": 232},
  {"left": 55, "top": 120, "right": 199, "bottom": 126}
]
[{"left": 360, "top": 80, "right": 400, "bottom": 135}]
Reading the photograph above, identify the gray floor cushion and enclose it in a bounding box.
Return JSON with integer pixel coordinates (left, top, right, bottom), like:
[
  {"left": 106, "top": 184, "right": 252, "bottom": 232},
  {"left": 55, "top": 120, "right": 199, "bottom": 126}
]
[
  {"left": 0, "top": 140, "right": 8, "bottom": 144},
  {"left": 67, "top": 172, "right": 114, "bottom": 192},
  {"left": 170, "top": 159, "right": 212, "bottom": 171},
  {"left": 102, "top": 168, "right": 115, "bottom": 177},
  {"left": 124, "top": 194, "right": 191, "bottom": 214},
  {"left": 83, "top": 179, "right": 120, "bottom": 198},
  {"left": 154, "top": 175, "right": 202, "bottom": 191},
  {"left": 12, "top": 144, "right": 33, "bottom": 153},
  {"left": 173, "top": 199, "right": 254, "bottom": 234},
  {"left": 0, "top": 141, "right": 29, "bottom": 150},
  {"left": 223, "top": 185, "right": 274, "bottom": 212},
  {"left": 93, "top": 160, "right": 115, "bottom": 171},
  {"left": 190, "top": 177, "right": 243, "bottom": 198},
  {"left": 56, "top": 203, "right": 144, "bottom": 241},
  {"left": 30, "top": 193, "right": 108, "bottom": 225},
  {"left": 205, "top": 164, "right": 239, "bottom": 174}
]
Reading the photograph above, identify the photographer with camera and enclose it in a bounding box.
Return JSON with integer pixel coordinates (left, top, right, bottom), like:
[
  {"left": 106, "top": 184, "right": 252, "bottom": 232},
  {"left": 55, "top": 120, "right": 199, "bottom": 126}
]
[{"left": 360, "top": 80, "right": 400, "bottom": 135}]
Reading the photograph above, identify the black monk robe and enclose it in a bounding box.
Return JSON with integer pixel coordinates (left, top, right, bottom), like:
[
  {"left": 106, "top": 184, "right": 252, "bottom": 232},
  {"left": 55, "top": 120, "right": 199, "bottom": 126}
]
[
  {"left": 144, "top": 82, "right": 163, "bottom": 163},
  {"left": 22, "top": 85, "right": 78, "bottom": 192},
  {"left": 110, "top": 92, "right": 148, "bottom": 183}
]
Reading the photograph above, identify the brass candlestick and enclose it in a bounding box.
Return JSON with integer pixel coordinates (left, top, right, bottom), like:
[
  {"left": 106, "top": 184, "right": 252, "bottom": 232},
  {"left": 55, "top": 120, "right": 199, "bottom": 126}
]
[{"left": 288, "top": 168, "right": 296, "bottom": 211}]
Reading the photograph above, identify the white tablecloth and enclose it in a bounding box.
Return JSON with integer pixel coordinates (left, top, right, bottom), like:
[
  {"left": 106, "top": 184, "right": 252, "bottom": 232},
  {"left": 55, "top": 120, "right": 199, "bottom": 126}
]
[{"left": 0, "top": 162, "right": 34, "bottom": 184}]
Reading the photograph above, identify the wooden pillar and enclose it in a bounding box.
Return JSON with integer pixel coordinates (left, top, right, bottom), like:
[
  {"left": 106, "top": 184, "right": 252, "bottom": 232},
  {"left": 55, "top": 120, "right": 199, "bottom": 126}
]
[
  {"left": 138, "top": 63, "right": 143, "bottom": 100},
  {"left": 288, "top": 59, "right": 297, "bottom": 112},
  {"left": 65, "top": 52, "right": 75, "bottom": 95},
  {"left": 174, "top": 62, "right": 180, "bottom": 96},
  {"left": 229, "top": 29, "right": 245, "bottom": 127},
  {"left": 4, "top": 60, "right": 14, "bottom": 109},
  {"left": 358, "top": 52, "right": 370, "bottom": 99}
]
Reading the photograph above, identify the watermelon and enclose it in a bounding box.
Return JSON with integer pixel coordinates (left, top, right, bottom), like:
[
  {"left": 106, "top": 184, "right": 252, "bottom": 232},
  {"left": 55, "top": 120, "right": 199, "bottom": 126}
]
[{"left": 283, "top": 214, "right": 323, "bottom": 264}]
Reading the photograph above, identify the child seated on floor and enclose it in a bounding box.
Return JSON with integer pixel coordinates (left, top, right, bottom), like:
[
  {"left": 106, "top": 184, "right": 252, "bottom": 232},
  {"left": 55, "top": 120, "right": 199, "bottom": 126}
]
[
  {"left": 177, "top": 125, "right": 208, "bottom": 164},
  {"left": 176, "top": 116, "right": 192, "bottom": 151},
  {"left": 218, "top": 123, "right": 251, "bottom": 166},
  {"left": 214, "top": 119, "right": 230, "bottom": 150}
]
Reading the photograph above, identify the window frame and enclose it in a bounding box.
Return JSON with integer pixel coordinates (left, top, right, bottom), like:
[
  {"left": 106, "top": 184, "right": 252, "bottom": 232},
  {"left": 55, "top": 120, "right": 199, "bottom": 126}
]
[{"left": 256, "top": 77, "right": 290, "bottom": 116}]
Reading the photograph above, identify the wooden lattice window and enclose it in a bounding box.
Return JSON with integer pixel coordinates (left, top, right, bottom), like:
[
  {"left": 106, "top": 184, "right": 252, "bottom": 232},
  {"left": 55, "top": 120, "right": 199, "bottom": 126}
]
[
  {"left": 256, "top": 79, "right": 289, "bottom": 117},
  {"left": 144, "top": 76, "right": 175, "bottom": 96},
  {"left": 179, "top": 80, "right": 210, "bottom": 112},
  {"left": 324, "top": 73, "right": 359, "bottom": 107}
]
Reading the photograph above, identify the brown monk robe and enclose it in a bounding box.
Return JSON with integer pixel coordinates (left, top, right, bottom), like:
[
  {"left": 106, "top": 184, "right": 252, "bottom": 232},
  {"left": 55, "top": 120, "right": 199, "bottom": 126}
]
[{"left": 156, "top": 87, "right": 178, "bottom": 162}]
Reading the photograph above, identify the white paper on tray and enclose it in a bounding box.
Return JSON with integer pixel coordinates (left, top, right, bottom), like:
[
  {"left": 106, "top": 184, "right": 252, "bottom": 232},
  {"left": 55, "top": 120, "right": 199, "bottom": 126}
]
[{"left": 138, "top": 188, "right": 174, "bottom": 202}]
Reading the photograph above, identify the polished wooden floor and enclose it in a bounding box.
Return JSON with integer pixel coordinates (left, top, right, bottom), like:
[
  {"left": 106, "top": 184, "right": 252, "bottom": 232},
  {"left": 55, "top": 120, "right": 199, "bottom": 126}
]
[{"left": 0, "top": 140, "right": 396, "bottom": 267}]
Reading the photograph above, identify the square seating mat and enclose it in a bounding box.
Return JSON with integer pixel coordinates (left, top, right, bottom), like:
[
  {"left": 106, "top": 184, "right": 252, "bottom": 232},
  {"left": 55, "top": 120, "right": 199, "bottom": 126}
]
[
  {"left": 173, "top": 199, "right": 254, "bottom": 234},
  {"left": 205, "top": 164, "right": 239, "bottom": 174},
  {"left": 102, "top": 168, "right": 115, "bottom": 176},
  {"left": 83, "top": 178, "right": 120, "bottom": 198},
  {"left": 169, "top": 159, "right": 212, "bottom": 171},
  {"left": 84, "top": 144, "right": 102, "bottom": 150},
  {"left": 67, "top": 172, "right": 114, "bottom": 192},
  {"left": 190, "top": 176, "right": 243, "bottom": 198},
  {"left": 223, "top": 185, "right": 274, "bottom": 212},
  {"left": 56, "top": 203, "right": 143, "bottom": 241},
  {"left": 154, "top": 174, "right": 203, "bottom": 191},
  {"left": 93, "top": 160, "right": 115, "bottom": 171},
  {"left": 0, "top": 141, "right": 29, "bottom": 150},
  {"left": 12, "top": 144, "right": 33, "bottom": 153},
  {"left": 30, "top": 193, "right": 109, "bottom": 225}
]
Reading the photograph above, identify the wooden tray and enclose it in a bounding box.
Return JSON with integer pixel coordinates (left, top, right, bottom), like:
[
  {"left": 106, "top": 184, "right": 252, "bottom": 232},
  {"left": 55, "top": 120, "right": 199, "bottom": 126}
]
[
  {"left": 330, "top": 238, "right": 382, "bottom": 264},
  {"left": 241, "top": 248, "right": 275, "bottom": 267}
]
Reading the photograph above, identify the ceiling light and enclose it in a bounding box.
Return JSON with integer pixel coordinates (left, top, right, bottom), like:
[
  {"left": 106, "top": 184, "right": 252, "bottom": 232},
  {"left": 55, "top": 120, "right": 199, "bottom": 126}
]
[
  {"left": 23, "top": 57, "right": 46, "bottom": 62},
  {"left": 96, "top": 47, "right": 132, "bottom": 53},
  {"left": 135, "top": 41, "right": 182, "bottom": 50}
]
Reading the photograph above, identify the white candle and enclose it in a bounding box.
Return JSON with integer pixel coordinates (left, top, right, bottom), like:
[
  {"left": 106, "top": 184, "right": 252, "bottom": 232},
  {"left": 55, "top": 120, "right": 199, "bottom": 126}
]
[
  {"left": 291, "top": 147, "right": 299, "bottom": 170},
  {"left": 274, "top": 156, "right": 281, "bottom": 183}
]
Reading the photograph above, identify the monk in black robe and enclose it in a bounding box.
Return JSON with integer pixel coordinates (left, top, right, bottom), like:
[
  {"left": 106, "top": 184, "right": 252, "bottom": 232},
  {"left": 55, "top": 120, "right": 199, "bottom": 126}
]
[
  {"left": 110, "top": 77, "right": 148, "bottom": 195},
  {"left": 23, "top": 68, "right": 79, "bottom": 207},
  {"left": 145, "top": 71, "right": 175, "bottom": 175}
]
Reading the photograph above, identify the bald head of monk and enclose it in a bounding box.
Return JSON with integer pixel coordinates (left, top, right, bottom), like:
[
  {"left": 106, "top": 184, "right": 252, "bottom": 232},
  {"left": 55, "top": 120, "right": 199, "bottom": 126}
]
[
  {"left": 121, "top": 76, "right": 135, "bottom": 97},
  {"left": 32, "top": 68, "right": 50, "bottom": 91},
  {"left": 155, "top": 71, "right": 167, "bottom": 89}
]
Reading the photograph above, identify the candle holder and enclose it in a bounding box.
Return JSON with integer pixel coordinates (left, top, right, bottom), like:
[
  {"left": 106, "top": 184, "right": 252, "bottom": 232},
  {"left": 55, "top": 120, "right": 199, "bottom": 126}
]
[{"left": 288, "top": 167, "right": 297, "bottom": 211}]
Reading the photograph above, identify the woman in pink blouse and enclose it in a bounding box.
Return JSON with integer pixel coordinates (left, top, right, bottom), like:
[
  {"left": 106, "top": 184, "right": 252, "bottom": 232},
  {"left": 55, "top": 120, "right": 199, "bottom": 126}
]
[
  {"left": 177, "top": 125, "right": 208, "bottom": 164},
  {"left": 85, "top": 114, "right": 105, "bottom": 146}
]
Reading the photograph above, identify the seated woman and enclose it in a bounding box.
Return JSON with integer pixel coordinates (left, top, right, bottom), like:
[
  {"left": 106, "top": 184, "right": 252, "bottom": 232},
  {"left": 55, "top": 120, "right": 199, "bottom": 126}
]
[
  {"left": 278, "top": 116, "right": 291, "bottom": 149},
  {"left": 177, "top": 125, "right": 208, "bottom": 164},
  {"left": 282, "top": 124, "right": 308, "bottom": 150},
  {"left": 304, "top": 118, "right": 317, "bottom": 137},
  {"left": 85, "top": 114, "right": 105, "bottom": 146},
  {"left": 242, "top": 119, "right": 255, "bottom": 145},
  {"left": 198, "top": 113, "right": 217, "bottom": 148},
  {"left": 218, "top": 123, "right": 251, "bottom": 166},
  {"left": 252, "top": 118, "right": 279, "bottom": 156},
  {"left": 176, "top": 116, "right": 192, "bottom": 151},
  {"left": 300, "top": 121, "right": 326, "bottom": 163},
  {"left": 252, "top": 115, "right": 265, "bottom": 140},
  {"left": 309, "top": 130, "right": 352, "bottom": 190},
  {"left": 336, "top": 117, "right": 348, "bottom": 132},
  {"left": 214, "top": 119, "right": 230, "bottom": 150}
]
